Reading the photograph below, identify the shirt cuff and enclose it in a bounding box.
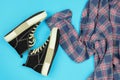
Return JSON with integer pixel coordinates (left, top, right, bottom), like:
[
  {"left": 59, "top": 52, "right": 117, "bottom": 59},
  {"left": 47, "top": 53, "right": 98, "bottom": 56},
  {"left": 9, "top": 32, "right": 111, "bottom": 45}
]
[{"left": 45, "top": 9, "right": 72, "bottom": 30}]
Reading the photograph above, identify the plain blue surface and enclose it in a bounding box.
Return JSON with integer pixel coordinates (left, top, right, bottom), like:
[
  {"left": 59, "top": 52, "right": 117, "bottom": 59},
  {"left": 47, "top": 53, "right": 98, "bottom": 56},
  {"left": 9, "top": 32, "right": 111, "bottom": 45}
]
[{"left": 0, "top": 0, "right": 94, "bottom": 80}]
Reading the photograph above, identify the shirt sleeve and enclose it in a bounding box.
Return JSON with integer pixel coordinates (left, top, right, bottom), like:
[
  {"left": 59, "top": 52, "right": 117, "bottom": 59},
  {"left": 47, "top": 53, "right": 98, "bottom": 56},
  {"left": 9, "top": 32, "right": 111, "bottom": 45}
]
[{"left": 45, "top": 0, "right": 99, "bottom": 63}]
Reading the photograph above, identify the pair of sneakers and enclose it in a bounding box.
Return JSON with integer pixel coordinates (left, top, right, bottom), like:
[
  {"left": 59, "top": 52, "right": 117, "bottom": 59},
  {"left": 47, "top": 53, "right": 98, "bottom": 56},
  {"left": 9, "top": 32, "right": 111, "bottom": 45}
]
[{"left": 4, "top": 11, "right": 60, "bottom": 76}]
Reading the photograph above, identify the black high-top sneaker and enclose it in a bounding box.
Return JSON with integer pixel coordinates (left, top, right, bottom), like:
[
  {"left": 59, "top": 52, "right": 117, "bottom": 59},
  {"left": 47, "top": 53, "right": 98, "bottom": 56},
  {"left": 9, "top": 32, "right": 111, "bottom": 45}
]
[
  {"left": 23, "top": 28, "right": 60, "bottom": 76},
  {"left": 4, "top": 11, "right": 47, "bottom": 57}
]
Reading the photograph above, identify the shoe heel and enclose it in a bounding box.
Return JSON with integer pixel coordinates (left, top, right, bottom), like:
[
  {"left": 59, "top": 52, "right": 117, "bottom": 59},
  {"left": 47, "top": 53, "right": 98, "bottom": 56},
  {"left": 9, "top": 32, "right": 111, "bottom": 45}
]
[{"left": 4, "top": 11, "right": 47, "bottom": 42}]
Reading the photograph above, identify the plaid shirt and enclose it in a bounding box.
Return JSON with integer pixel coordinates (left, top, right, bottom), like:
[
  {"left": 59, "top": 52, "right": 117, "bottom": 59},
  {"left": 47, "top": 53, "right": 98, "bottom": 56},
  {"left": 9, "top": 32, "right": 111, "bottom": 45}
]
[{"left": 46, "top": 0, "right": 120, "bottom": 80}]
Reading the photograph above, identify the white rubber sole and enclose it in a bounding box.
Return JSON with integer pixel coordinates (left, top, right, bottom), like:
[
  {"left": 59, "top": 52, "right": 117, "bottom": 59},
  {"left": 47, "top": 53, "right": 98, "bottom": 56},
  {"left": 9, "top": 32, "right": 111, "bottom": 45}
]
[
  {"left": 4, "top": 11, "right": 47, "bottom": 42},
  {"left": 41, "top": 28, "right": 58, "bottom": 76}
]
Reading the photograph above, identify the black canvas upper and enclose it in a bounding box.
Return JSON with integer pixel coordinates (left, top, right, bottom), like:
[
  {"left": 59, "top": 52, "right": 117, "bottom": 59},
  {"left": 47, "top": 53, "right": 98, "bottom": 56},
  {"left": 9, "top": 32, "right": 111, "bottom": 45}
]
[{"left": 23, "top": 29, "right": 60, "bottom": 75}]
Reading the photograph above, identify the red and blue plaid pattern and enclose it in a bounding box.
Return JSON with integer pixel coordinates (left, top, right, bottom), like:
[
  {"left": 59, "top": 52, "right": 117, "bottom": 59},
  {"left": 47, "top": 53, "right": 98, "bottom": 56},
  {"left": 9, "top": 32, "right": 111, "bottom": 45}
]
[{"left": 46, "top": 0, "right": 120, "bottom": 80}]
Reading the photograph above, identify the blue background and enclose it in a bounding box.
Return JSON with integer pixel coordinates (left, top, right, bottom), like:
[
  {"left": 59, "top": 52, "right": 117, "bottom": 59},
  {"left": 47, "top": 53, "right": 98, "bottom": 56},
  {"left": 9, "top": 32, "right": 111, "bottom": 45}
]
[{"left": 0, "top": 0, "right": 94, "bottom": 80}]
